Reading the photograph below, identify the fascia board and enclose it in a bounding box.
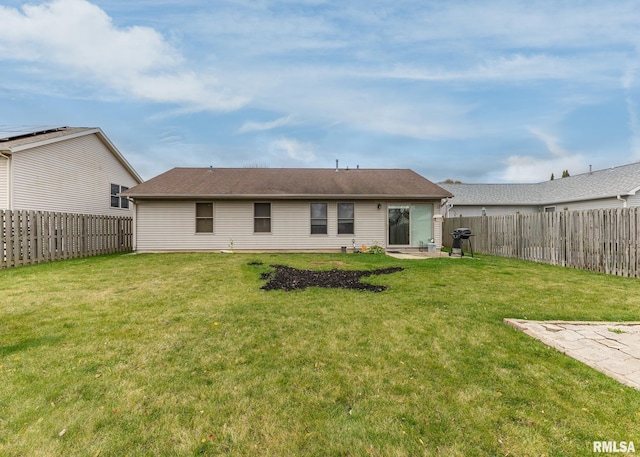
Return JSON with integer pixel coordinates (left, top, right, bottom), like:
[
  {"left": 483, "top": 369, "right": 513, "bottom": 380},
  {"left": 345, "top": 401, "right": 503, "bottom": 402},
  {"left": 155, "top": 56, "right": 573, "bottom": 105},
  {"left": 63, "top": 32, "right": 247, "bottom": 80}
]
[
  {"left": 125, "top": 194, "right": 448, "bottom": 200},
  {"left": 9, "top": 128, "right": 143, "bottom": 184}
]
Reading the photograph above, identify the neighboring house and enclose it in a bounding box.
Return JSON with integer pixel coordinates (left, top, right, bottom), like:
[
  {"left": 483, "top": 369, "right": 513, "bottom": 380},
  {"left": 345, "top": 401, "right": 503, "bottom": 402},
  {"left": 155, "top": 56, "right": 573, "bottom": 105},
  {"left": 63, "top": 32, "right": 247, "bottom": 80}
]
[
  {"left": 122, "top": 167, "right": 452, "bottom": 252},
  {"left": 440, "top": 162, "right": 640, "bottom": 217},
  {"left": 0, "top": 126, "right": 142, "bottom": 215}
]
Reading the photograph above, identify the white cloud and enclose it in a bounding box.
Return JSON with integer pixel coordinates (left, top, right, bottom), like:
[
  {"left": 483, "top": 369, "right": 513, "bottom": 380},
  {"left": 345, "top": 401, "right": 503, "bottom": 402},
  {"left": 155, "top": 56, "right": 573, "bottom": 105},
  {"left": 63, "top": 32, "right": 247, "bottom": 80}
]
[
  {"left": 378, "top": 54, "right": 577, "bottom": 83},
  {"left": 500, "top": 129, "right": 584, "bottom": 182},
  {"left": 269, "top": 137, "right": 315, "bottom": 162},
  {"left": 0, "top": 0, "right": 247, "bottom": 110},
  {"left": 528, "top": 128, "right": 571, "bottom": 158},
  {"left": 626, "top": 97, "right": 640, "bottom": 160},
  {"left": 237, "top": 115, "right": 294, "bottom": 133},
  {"left": 500, "top": 155, "right": 582, "bottom": 183}
]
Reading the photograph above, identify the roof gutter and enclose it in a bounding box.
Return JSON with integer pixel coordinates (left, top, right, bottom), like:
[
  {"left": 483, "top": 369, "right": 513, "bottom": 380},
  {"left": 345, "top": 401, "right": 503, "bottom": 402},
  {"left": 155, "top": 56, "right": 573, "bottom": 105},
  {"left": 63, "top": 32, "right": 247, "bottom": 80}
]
[
  {"left": 123, "top": 193, "right": 450, "bottom": 200},
  {"left": 0, "top": 151, "right": 11, "bottom": 209}
]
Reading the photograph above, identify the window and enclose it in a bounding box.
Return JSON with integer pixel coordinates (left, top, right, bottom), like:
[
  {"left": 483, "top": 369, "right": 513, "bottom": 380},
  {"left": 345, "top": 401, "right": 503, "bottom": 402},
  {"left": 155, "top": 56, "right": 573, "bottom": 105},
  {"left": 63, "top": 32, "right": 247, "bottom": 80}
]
[
  {"left": 111, "top": 184, "right": 129, "bottom": 209},
  {"left": 195, "top": 203, "right": 214, "bottom": 233},
  {"left": 337, "top": 202, "right": 354, "bottom": 234},
  {"left": 254, "top": 203, "right": 271, "bottom": 233},
  {"left": 310, "top": 203, "right": 328, "bottom": 234}
]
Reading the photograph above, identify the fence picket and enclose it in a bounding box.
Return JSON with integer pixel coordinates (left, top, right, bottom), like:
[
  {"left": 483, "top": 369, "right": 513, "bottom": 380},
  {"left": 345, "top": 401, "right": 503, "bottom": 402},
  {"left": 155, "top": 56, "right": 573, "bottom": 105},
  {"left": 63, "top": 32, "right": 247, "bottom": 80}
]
[
  {"left": 444, "top": 207, "right": 640, "bottom": 278},
  {"left": 0, "top": 210, "right": 133, "bottom": 269}
]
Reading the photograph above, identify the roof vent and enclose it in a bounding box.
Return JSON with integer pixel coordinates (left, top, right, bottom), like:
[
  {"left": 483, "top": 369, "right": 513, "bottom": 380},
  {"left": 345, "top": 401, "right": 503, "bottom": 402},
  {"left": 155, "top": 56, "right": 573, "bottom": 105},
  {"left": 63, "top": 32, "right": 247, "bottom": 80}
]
[
  {"left": 208, "top": 165, "right": 213, "bottom": 172},
  {"left": 335, "top": 159, "right": 339, "bottom": 172}
]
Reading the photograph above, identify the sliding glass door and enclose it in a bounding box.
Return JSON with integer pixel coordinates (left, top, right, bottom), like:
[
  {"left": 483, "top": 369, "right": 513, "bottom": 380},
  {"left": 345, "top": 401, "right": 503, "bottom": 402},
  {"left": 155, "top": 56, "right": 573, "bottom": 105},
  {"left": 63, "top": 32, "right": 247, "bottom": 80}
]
[
  {"left": 388, "top": 204, "right": 433, "bottom": 246},
  {"left": 388, "top": 205, "right": 410, "bottom": 245}
]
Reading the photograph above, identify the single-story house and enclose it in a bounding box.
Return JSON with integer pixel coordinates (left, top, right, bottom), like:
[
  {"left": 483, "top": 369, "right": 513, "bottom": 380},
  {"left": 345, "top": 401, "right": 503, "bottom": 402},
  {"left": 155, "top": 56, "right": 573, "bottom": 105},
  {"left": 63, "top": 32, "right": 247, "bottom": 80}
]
[
  {"left": 122, "top": 167, "right": 452, "bottom": 252},
  {"left": 0, "top": 126, "right": 142, "bottom": 216},
  {"left": 440, "top": 162, "right": 640, "bottom": 217}
]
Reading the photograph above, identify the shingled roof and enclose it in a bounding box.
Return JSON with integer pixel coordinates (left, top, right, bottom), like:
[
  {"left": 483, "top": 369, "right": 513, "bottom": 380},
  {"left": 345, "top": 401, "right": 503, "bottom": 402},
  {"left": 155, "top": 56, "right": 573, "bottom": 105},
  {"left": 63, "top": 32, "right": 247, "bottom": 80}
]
[
  {"left": 0, "top": 126, "right": 142, "bottom": 183},
  {"left": 0, "top": 127, "right": 94, "bottom": 149},
  {"left": 123, "top": 167, "right": 452, "bottom": 200},
  {"left": 440, "top": 162, "right": 640, "bottom": 206}
]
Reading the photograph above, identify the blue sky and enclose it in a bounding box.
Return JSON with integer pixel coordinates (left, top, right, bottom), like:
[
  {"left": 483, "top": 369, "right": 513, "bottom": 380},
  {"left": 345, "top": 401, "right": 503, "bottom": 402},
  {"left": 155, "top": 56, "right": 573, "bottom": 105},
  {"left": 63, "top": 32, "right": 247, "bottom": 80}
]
[{"left": 1, "top": 0, "right": 640, "bottom": 183}]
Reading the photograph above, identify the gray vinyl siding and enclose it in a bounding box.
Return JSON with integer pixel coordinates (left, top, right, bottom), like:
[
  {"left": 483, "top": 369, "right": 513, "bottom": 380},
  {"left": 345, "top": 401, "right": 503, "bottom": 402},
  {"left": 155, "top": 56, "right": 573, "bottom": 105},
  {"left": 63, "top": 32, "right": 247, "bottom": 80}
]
[
  {"left": 11, "top": 134, "right": 138, "bottom": 215},
  {"left": 445, "top": 205, "right": 539, "bottom": 217},
  {"left": 135, "top": 200, "right": 388, "bottom": 251},
  {"left": 445, "top": 196, "right": 640, "bottom": 217},
  {"left": 557, "top": 197, "right": 632, "bottom": 211},
  {"left": 0, "top": 158, "right": 7, "bottom": 209},
  {"left": 628, "top": 194, "right": 640, "bottom": 207}
]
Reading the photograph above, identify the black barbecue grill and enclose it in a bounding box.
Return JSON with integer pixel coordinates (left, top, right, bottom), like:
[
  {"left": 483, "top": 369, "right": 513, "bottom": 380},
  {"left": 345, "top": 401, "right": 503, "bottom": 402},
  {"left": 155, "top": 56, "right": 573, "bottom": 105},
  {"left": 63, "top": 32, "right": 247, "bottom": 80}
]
[{"left": 449, "top": 228, "right": 473, "bottom": 257}]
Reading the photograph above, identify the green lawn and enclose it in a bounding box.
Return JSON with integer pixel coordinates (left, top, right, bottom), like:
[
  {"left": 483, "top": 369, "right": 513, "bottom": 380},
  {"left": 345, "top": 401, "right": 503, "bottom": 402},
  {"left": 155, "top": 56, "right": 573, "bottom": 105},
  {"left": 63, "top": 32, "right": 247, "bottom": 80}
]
[{"left": 1, "top": 252, "right": 639, "bottom": 456}]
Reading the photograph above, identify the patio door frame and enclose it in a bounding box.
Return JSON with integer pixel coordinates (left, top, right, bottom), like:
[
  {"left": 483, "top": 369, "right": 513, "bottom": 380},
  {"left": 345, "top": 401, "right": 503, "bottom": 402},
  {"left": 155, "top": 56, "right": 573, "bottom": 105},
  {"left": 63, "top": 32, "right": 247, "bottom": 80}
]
[{"left": 387, "top": 203, "right": 433, "bottom": 248}]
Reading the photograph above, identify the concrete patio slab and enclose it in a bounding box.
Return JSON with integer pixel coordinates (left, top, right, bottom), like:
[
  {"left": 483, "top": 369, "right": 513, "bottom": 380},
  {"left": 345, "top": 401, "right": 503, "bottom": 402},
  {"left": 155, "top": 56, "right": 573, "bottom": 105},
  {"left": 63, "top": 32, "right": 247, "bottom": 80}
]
[{"left": 505, "top": 319, "right": 640, "bottom": 390}]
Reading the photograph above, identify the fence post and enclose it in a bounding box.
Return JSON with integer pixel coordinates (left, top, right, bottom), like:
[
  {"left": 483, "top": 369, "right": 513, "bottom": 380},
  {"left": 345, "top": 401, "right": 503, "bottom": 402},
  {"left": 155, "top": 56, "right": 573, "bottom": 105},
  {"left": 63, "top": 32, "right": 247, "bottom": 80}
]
[
  {"left": 1, "top": 210, "right": 7, "bottom": 268},
  {"left": 0, "top": 209, "right": 133, "bottom": 269}
]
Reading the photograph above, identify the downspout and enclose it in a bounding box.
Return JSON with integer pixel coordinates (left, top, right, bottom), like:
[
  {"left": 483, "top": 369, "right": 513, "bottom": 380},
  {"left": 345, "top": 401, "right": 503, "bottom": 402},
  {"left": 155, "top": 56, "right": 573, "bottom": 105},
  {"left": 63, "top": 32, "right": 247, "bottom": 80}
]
[
  {"left": 442, "top": 197, "right": 454, "bottom": 218},
  {"left": 132, "top": 198, "right": 138, "bottom": 252},
  {"left": 617, "top": 195, "right": 628, "bottom": 208},
  {"left": 0, "top": 151, "right": 11, "bottom": 209}
]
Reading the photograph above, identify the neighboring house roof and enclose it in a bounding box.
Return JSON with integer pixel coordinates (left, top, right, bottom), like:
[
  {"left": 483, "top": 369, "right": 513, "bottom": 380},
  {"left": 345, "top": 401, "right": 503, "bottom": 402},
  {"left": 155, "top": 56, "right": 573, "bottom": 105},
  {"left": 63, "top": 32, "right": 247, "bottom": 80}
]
[
  {"left": 440, "top": 162, "right": 640, "bottom": 206},
  {"left": 123, "top": 167, "right": 452, "bottom": 200},
  {"left": 0, "top": 126, "right": 143, "bottom": 184}
]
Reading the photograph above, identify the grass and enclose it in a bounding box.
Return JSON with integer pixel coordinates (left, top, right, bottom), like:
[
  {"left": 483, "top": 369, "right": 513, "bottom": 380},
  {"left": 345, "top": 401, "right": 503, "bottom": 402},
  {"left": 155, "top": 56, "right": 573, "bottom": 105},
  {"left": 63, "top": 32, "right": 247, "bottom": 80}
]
[{"left": 1, "top": 252, "right": 640, "bottom": 456}]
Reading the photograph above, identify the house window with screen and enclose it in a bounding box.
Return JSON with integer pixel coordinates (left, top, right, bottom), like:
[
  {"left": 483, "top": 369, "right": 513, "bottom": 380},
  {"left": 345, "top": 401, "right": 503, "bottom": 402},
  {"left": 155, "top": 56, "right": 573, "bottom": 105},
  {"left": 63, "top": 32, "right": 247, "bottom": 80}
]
[
  {"left": 310, "top": 203, "right": 328, "bottom": 234},
  {"left": 254, "top": 203, "right": 271, "bottom": 233},
  {"left": 337, "top": 202, "right": 354, "bottom": 234},
  {"left": 110, "top": 184, "right": 129, "bottom": 209},
  {"left": 195, "top": 203, "right": 214, "bottom": 233}
]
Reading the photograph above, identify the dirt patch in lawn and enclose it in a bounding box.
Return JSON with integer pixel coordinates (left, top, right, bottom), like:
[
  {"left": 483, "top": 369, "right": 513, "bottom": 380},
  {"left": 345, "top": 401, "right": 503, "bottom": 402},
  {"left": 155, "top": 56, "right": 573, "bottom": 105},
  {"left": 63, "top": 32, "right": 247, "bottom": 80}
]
[{"left": 260, "top": 265, "right": 404, "bottom": 292}]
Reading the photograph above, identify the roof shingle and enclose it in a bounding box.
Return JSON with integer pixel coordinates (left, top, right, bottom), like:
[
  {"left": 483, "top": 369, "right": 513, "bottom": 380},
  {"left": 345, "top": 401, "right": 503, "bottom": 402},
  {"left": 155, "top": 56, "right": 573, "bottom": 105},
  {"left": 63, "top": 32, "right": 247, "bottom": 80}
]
[
  {"left": 440, "top": 162, "right": 640, "bottom": 205},
  {"left": 123, "top": 167, "right": 452, "bottom": 199}
]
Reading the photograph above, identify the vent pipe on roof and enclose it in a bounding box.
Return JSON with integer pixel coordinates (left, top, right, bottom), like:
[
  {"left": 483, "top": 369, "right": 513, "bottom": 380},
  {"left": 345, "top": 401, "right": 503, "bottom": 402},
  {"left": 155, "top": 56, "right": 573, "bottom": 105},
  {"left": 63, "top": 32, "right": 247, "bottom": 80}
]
[
  {"left": 589, "top": 164, "right": 592, "bottom": 174},
  {"left": 208, "top": 165, "right": 213, "bottom": 172},
  {"left": 335, "top": 159, "right": 339, "bottom": 172}
]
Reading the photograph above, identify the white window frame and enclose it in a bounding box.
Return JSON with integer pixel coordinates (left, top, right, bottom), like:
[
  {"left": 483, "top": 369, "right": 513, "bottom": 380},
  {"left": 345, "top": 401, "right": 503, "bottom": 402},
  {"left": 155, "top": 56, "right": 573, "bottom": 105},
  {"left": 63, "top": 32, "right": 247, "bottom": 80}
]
[
  {"left": 254, "top": 202, "right": 272, "bottom": 233},
  {"left": 110, "top": 183, "right": 129, "bottom": 209},
  {"left": 337, "top": 202, "right": 355, "bottom": 235},
  {"left": 195, "top": 202, "right": 214, "bottom": 234}
]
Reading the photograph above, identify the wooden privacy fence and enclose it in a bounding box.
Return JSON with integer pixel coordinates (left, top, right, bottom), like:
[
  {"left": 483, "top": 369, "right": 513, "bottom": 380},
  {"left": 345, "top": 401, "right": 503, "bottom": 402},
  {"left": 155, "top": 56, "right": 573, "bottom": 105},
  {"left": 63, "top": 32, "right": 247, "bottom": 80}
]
[
  {"left": 1, "top": 210, "right": 133, "bottom": 269},
  {"left": 443, "top": 208, "right": 640, "bottom": 278}
]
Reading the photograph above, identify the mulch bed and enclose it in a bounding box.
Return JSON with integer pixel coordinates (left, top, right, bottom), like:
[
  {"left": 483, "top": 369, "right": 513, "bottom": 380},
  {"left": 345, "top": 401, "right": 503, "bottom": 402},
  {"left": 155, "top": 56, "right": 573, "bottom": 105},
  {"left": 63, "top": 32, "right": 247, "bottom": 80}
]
[{"left": 259, "top": 264, "right": 404, "bottom": 292}]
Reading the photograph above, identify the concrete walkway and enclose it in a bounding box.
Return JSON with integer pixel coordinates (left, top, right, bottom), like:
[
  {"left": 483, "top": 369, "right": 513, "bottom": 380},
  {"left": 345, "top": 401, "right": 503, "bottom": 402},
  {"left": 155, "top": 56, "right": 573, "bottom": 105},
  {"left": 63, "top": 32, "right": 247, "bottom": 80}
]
[
  {"left": 385, "top": 250, "right": 465, "bottom": 260},
  {"left": 505, "top": 319, "right": 640, "bottom": 390}
]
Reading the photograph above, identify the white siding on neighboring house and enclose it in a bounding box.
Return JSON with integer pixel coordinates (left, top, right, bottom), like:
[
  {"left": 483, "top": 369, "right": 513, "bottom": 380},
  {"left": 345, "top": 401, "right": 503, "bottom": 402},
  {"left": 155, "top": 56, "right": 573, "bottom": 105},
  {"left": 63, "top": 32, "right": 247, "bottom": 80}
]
[
  {"left": 444, "top": 197, "right": 635, "bottom": 217},
  {"left": 135, "top": 200, "right": 389, "bottom": 252},
  {"left": 445, "top": 205, "right": 539, "bottom": 217},
  {"left": 628, "top": 194, "right": 640, "bottom": 207},
  {"left": 0, "top": 157, "right": 8, "bottom": 209},
  {"left": 11, "top": 134, "right": 138, "bottom": 215},
  {"left": 558, "top": 197, "right": 635, "bottom": 211}
]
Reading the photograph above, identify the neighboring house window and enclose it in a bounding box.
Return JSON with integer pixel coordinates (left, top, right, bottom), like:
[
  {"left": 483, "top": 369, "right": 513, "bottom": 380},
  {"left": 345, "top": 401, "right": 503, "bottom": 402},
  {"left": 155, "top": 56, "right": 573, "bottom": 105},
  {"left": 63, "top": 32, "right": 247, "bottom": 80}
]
[
  {"left": 254, "top": 203, "right": 271, "bottom": 233},
  {"left": 195, "top": 203, "right": 214, "bottom": 233},
  {"left": 337, "top": 202, "right": 354, "bottom": 234},
  {"left": 544, "top": 206, "right": 556, "bottom": 213},
  {"left": 310, "top": 203, "right": 328, "bottom": 234},
  {"left": 110, "top": 184, "right": 129, "bottom": 209}
]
